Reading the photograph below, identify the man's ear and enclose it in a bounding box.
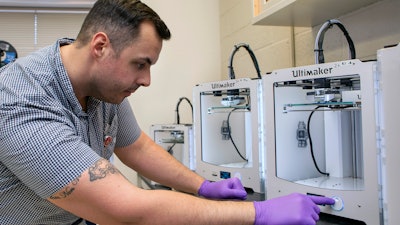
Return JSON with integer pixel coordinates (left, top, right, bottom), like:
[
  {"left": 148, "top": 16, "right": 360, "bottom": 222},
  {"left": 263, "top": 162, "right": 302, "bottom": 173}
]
[{"left": 90, "top": 32, "right": 110, "bottom": 58}]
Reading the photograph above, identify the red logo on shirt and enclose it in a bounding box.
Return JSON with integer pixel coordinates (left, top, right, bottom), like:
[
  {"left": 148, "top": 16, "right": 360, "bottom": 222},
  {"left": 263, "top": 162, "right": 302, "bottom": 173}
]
[{"left": 104, "top": 135, "right": 113, "bottom": 147}]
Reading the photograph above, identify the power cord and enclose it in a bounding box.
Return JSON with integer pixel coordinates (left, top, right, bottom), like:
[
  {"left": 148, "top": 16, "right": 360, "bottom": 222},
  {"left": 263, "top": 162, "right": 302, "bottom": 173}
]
[
  {"left": 175, "top": 97, "right": 193, "bottom": 124},
  {"left": 314, "top": 19, "right": 356, "bottom": 64},
  {"left": 226, "top": 108, "right": 248, "bottom": 162},
  {"left": 228, "top": 43, "right": 261, "bottom": 80},
  {"left": 307, "top": 106, "right": 329, "bottom": 176},
  {"left": 167, "top": 142, "right": 177, "bottom": 154},
  {"left": 307, "top": 104, "right": 356, "bottom": 176}
]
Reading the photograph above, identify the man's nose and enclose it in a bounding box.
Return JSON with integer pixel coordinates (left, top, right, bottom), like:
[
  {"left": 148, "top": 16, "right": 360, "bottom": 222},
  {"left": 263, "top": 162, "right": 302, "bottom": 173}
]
[{"left": 138, "top": 73, "right": 151, "bottom": 87}]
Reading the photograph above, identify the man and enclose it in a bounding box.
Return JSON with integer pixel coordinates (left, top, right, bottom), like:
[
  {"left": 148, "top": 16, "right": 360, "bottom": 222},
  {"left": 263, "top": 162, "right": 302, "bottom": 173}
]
[{"left": 0, "top": 0, "right": 334, "bottom": 224}]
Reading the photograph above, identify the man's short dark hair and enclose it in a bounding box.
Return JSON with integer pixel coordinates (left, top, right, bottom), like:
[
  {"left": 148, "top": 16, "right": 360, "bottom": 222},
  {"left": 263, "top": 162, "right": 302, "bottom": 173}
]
[{"left": 76, "top": 0, "right": 171, "bottom": 55}]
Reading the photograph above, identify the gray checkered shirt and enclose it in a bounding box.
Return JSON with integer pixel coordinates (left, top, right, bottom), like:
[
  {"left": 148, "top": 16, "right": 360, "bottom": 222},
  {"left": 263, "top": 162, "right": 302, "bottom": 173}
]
[{"left": 0, "top": 39, "right": 141, "bottom": 224}]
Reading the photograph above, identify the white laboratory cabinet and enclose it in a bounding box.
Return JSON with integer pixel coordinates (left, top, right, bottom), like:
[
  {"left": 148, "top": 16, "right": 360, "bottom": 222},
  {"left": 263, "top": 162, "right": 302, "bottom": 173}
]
[{"left": 252, "top": 0, "right": 382, "bottom": 27}]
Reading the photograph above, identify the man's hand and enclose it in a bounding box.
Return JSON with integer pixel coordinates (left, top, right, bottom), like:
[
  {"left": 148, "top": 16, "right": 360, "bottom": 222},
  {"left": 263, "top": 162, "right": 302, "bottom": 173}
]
[
  {"left": 253, "top": 193, "right": 335, "bottom": 225},
  {"left": 198, "top": 178, "right": 247, "bottom": 200}
]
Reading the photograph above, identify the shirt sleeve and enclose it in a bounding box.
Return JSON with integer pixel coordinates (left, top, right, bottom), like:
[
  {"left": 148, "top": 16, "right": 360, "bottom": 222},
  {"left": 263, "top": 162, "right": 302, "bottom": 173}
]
[
  {"left": 114, "top": 99, "right": 142, "bottom": 148},
  {"left": 0, "top": 98, "right": 100, "bottom": 199}
]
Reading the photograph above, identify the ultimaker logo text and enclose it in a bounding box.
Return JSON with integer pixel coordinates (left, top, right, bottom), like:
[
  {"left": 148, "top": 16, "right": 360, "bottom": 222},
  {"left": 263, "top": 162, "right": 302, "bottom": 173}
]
[
  {"left": 211, "top": 81, "right": 235, "bottom": 89},
  {"left": 292, "top": 67, "right": 333, "bottom": 77}
]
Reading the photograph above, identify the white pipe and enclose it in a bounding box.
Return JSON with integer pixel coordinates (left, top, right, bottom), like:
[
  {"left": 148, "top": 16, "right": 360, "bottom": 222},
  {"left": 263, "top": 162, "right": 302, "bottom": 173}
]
[{"left": 34, "top": 13, "right": 37, "bottom": 46}]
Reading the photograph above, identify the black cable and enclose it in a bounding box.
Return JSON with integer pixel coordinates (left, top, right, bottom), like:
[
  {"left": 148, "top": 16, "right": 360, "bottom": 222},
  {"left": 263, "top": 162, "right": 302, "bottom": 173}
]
[
  {"left": 167, "top": 142, "right": 176, "bottom": 154},
  {"left": 228, "top": 43, "right": 262, "bottom": 80},
  {"left": 335, "top": 22, "right": 356, "bottom": 60},
  {"left": 226, "top": 108, "right": 248, "bottom": 162},
  {"left": 314, "top": 19, "right": 356, "bottom": 64},
  {"left": 175, "top": 97, "right": 193, "bottom": 124},
  {"left": 307, "top": 104, "right": 356, "bottom": 176},
  {"left": 307, "top": 106, "right": 330, "bottom": 176}
]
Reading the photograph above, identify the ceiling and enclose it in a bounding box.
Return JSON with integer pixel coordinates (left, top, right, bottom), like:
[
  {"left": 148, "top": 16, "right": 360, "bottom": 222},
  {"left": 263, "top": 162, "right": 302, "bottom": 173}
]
[{"left": 0, "top": 0, "right": 96, "bottom": 8}]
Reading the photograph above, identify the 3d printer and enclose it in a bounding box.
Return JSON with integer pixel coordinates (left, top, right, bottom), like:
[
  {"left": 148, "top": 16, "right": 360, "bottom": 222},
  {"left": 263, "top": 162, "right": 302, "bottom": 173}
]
[
  {"left": 263, "top": 59, "right": 381, "bottom": 224},
  {"left": 193, "top": 78, "right": 265, "bottom": 196}
]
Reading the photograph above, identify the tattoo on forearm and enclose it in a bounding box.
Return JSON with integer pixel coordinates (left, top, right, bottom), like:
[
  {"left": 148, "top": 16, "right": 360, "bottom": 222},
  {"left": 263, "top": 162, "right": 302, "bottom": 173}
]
[
  {"left": 49, "top": 159, "right": 120, "bottom": 200},
  {"left": 88, "top": 158, "right": 120, "bottom": 182},
  {"left": 49, "top": 175, "right": 81, "bottom": 200}
]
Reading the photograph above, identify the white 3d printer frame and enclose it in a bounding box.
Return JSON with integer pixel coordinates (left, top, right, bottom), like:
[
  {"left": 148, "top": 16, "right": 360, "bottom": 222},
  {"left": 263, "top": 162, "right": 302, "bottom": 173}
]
[
  {"left": 263, "top": 59, "right": 381, "bottom": 224},
  {"left": 193, "top": 78, "right": 265, "bottom": 194}
]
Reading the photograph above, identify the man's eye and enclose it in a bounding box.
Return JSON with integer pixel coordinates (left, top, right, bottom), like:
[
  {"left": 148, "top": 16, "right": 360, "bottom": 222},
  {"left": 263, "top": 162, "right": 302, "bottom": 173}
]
[{"left": 137, "top": 63, "right": 145, "bottom": 69}]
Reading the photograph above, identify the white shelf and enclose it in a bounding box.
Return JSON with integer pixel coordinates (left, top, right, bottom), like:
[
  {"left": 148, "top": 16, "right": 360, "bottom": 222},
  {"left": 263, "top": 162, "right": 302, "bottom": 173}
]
[{"left": 252, "top": 0, "right": 382, "bottom": 27}]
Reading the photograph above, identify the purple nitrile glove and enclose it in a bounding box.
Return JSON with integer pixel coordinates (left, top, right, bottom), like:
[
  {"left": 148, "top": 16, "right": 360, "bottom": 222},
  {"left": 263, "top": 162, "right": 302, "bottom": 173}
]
[
  {"left": 198, "top": 177, "right": 247, "bottom": 200},
  {"left": 253, "top": 193, "right": 335, "bottom": 225}
]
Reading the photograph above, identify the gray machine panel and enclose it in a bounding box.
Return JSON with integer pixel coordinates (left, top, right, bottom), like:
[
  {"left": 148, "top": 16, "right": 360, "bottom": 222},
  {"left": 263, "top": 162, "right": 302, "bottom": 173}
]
[{"left": 376, "top": 43, "right": 400, "bottom": 225}]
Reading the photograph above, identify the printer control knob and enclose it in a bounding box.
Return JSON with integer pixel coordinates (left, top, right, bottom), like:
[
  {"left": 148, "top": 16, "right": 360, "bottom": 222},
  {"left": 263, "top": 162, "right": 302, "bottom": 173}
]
[{"left": 331, "top": 196, "right": 344, "bottom": 211}]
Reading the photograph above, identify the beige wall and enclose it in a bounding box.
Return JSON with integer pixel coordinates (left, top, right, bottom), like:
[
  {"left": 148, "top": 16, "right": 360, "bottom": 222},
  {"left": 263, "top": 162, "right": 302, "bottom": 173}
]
[
  {"left": 220, "top": 0, "right": 294, "bottom": 79},
  {"left": 219, "top": 0, "right": 400, "bottom": 79},
  {"left": 128, "top": 0, "right": 221, "bottom": 131}
]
